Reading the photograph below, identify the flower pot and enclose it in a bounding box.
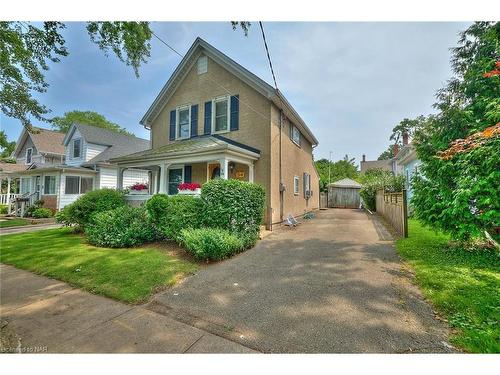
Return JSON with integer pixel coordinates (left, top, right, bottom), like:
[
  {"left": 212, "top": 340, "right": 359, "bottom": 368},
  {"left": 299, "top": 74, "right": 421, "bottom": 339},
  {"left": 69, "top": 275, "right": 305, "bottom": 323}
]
[
  {"left": 129, "top": 189, "right": 149, "bottom": 195},
  {"left": 178, "top": 188, "right": 201, "bottom": 195}
]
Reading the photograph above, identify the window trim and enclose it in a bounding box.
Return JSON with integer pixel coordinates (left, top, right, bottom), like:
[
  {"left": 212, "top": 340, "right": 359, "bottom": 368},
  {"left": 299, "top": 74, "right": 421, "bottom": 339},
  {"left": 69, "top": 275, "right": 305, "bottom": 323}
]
[
  {"left": 167, "top": 165, "right": 185, "bottom": 195},
  {"left": 43, "top": 175, "right": 57, "bottom": 195},
  {"left": 25, "top": 147, "right": 33, "bottom": 165},
  {"left": 291, "top": 125, "right": 301, "bottom": 147},
  {"left": 72, "top": 138, "right": 82, "bottom": 159},
  {"left": 64, "top": 175, "right": 94, "bottom": 195},
  {"left": 293, "top": 175, "right": 300, "bottom": 195},
  {"left": 212, "top": 95, "right": 230, "bottom": 134},
  {"left": 20, "top": 177, "right": 32, "bottom": 194},
  {"left": 197, "top": 55, "right": 208, "bottom": 75},
  {"left": 176, "top": 105, "right": 191, "bottom": 140}
]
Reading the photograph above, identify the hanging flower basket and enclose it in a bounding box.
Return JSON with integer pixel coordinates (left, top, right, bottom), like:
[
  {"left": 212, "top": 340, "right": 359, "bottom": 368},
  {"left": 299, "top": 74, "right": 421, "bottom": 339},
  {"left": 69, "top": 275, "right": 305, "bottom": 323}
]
[
  {"left": 129, "top": 182, "right": 149, "bottom": 195},
  {"left": 178, "top": 183, "right": 201, "bottom": 195}
]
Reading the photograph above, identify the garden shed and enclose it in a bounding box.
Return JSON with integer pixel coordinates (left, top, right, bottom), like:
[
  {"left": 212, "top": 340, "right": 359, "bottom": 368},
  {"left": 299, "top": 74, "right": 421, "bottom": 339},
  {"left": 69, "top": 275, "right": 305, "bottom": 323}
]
[{"left": 327, "top": 178, "right": 362, "bottom": 208}]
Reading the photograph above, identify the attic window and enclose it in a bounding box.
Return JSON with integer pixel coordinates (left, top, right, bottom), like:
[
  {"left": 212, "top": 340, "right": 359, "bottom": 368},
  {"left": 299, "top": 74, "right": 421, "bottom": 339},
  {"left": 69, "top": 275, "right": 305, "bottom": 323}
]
[{"left": 197, "top": 55, "right": 208, "bottom": 75}]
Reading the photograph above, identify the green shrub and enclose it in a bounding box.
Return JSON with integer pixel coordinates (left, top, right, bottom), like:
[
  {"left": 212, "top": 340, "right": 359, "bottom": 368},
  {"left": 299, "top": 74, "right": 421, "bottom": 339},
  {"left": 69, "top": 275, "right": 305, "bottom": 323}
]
[
  {"left": 25, "top": 199, "right": 44, "bottom": 217},
  {"left": 31, "top": 207, "right": 53, "bottom": 218},
  {"left": 180, "top": 227, "right": 246, "bottom": 261},
  {"left": 359, "top": 171, "right": 405, "bottom": 211},
  {"left": 201, "top": 179, "right": 265, "bottom": 234},
  {"left": 0, "top": 204, "right": 7, "bottom": 214},
  {"left": 146, "top": 194, "right": 203, "bottom": 242},
  {"left": 85, "top": 206, "right": 159, "bottom": 248},
  {"left": 56, "top": 189, "right": 125, "bottom": 229}
]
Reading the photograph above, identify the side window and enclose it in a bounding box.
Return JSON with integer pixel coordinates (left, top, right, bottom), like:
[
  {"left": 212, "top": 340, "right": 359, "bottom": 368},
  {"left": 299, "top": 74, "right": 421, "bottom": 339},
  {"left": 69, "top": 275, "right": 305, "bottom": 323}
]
[
  {"left": 65, "top": 176, "right": 80, "bottom": 194},
  {"left": 291, "top": 125, "right": 301, "bottom": 146},
  {"left": 44, "top": 176, "right": 56, "bottom": 194},
  {"left": 293, "top": 176, "right": 299, "bottom": 195}
]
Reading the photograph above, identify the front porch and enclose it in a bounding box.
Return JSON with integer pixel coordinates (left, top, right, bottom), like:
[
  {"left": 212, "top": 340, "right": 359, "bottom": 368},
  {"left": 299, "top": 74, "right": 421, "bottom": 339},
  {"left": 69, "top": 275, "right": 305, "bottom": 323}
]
[{"left": 113, "top": 135, "right": 260, "bottom": 202}]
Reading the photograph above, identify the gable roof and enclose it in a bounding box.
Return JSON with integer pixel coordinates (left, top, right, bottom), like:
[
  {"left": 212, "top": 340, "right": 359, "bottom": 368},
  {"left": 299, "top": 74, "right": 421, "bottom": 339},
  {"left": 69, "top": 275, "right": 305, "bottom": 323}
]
[
  {"left": 110, "top": 134, "right": 260, "bottom": 164},
  {"left": 64, "top": 123, "right": 150, "bottom": 165},
  {"left": 328, "top": 178, "right": 362, "bottom": 189},
  {"left": 13, "top": 127, "right": 65, "bottom": 157},
  {"left": 140, "top": 37, "right": 318, "bottom": 146}
]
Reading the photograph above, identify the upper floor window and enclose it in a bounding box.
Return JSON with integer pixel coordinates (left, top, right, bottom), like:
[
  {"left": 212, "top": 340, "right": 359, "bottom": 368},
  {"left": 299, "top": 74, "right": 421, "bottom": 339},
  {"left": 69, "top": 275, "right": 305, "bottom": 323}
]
[
  {"left": 291, "top": 125, "right": 301, "bottom": 146},
  {"left": 213, "top": 96, "right": 230, "bottom": 133},
  {"left": 293, "top": 175, "right": 300, "bottom": 195},
  {"left": 176, "top": 105, "right": 191, "bottom": 139},
  {"left": 25, "top": 148, "right": 33, "bottom": 164},
  {"left": 73, "top": 139, "right": 82, "bottom": 158},
  {"left": 197, "top": 55, "right": 208, "bottom": 75}
]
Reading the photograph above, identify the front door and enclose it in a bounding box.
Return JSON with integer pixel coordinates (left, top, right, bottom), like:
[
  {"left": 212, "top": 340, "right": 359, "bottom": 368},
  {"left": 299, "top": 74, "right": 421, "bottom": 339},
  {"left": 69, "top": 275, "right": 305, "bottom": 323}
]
[
  {"left": 168, "top": 168, "right": 183, "bottom": 195},
  {"left": 207, "top": 163, "right": 220, "bottom": 180}
]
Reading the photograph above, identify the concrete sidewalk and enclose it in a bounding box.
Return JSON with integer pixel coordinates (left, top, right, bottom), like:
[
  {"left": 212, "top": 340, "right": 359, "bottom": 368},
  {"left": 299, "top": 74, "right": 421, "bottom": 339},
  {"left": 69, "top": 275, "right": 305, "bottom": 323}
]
[{"left": 0, "top": 264, "right": 255, "bottom": 353}]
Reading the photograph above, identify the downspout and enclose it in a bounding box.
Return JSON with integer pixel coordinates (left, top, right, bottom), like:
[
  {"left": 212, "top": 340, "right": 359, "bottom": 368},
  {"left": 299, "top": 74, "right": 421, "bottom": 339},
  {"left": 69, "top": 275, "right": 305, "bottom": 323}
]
[{"left": 279, "top": 109, "right": 284, "bottom": 225}]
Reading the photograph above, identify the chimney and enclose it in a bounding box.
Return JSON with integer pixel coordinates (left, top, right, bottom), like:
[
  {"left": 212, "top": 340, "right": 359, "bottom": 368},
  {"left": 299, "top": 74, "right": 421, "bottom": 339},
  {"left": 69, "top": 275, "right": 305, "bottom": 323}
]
[
  {"left": 393, "top": 144, "right": 399, "bottom": 157},
  {"left": 362, "top": 154, "right": 366, "bottom": 162},
  {"left": 402, "top": 131, "right": 409, "bottom": 146}
]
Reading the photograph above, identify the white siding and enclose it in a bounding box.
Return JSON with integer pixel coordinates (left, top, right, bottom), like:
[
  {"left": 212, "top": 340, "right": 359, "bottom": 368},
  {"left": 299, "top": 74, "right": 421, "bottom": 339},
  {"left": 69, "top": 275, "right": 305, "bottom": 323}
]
[
  {"left": 85, "top": 143, "right": 108, "bottom": 162},
  {"left": 99, "top": 167, "right": 118, "bottom": 189},
  {"left": 58, "top": 173, "right": 97, "bottom": 209},
  {"left": 123, "top": 169, "right": 149, "bottom": 188}
]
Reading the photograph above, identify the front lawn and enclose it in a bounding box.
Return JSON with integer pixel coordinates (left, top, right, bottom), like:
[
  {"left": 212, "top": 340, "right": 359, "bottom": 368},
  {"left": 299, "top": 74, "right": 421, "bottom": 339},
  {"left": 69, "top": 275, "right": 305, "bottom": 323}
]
[
  {"left": 0, "top": 218, "right": 30, "bottom": 228},
  {"left": 396, "top": 220, "right": 500, "bottom": 353},
  {"left": 0, "top": 228, "right": 198, "bottom": 304}
]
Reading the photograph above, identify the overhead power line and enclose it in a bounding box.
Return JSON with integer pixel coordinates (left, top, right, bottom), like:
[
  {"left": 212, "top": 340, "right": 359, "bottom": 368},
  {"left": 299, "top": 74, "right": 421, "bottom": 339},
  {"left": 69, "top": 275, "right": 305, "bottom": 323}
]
[{"left": 258, "top": 22, "right": 279, "bottom": 91}]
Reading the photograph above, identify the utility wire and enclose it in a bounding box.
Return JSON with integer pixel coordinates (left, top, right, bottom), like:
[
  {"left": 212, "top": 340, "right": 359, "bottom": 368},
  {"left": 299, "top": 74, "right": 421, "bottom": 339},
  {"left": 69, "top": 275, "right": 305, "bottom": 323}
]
[
  {"left": 258, "top": 22, "right": 279, "bottom": 91},
  {"left": 151, "top": 31, "right": 270, "bottom": 122}
]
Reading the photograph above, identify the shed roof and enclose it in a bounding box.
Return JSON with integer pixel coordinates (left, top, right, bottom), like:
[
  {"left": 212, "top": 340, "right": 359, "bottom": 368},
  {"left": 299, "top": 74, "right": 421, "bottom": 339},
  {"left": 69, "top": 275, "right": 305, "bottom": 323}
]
[{"left": 328, "top": 178, "right": 362, "bottom": 189}]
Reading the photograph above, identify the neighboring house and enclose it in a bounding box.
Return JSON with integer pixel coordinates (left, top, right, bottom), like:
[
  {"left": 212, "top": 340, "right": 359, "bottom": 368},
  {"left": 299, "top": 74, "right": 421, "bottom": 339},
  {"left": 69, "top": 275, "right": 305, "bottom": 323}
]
[
  {"left": 13, "top": 123, "right": 150, "bottom": 212},
  {"left": 13, "top": 127, "right": 65, "bottom": 166},
  {"left": 112, "top": 37, "right": 320, "bottom": 227},
  {"left": 394, "top": 143, "right": 420, "bottom": 203},
  {"left": 360, "top": 145, "right": 402, "bottom": 175}
]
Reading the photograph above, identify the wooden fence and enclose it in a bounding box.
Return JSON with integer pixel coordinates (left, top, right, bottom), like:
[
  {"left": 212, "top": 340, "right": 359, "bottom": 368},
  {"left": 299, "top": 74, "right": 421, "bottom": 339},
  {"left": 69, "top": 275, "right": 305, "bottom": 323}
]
[
  {"left": 375, "top": 189, "right": 408, "bottom": 237},
  {"left": 320, "top": 192, "right": 328, "bottom": 209}
]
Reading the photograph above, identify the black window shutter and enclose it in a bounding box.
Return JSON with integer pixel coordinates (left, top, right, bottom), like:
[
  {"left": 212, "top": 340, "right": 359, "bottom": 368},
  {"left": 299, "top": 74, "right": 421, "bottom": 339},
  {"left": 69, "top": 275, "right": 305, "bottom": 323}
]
[
  {"left": 204, "top": 101, "right": 212, "bottom": 135},
  {"left": 184, "top": 165, "right": 192, "bottom": 183},
  {"left": 169, "top": 110, "right": 176, "bottom": 141},
  {"left": 303, "top": 172, "right": 307, "bottom": 198},
  {"left": 230, "top": 95, "right": 239, "bottom": 131},
  {"left": 190, "top": 104, "right": 198, "bottom": 138}
]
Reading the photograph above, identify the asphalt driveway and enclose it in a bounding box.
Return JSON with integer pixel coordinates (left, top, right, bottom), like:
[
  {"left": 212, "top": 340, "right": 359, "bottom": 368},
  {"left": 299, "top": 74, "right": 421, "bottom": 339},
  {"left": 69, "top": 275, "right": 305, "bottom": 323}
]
[{"left": 151, "top": 209, "right": 454, "bottom": 353}]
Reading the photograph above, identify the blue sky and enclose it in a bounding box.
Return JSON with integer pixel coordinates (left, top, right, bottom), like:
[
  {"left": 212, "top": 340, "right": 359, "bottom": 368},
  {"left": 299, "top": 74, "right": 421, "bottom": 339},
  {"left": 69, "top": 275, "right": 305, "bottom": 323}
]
[{"left": 1, "top": 22, "right": 469, "bottom": 162}]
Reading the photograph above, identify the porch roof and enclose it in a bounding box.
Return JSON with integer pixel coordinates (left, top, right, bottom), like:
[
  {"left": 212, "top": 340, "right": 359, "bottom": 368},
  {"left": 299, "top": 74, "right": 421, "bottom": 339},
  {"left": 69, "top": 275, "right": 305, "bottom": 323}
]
[
  {"left": 15, "top": 164, "right": 97, "bottom": 176},
  {"left": 110, "top": 135, "right": 261, "bottom": 165}
]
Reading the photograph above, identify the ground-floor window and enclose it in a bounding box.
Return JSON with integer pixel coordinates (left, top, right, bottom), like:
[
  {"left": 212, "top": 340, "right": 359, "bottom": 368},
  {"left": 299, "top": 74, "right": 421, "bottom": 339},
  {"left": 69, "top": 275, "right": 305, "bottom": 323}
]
[
  {"left": 65, "top": 176, "right": 94, "bottom": 195},
  {"left": 168, "top": 168, "right": 183, "bottom": 195},
  {"left": 44, "top": 175, "right": 57, "bottom": 194},
  {"left": 293, "top": 175, "right": 300, "bottom": 195},
  {"left": 20, "top": 177, "right": 31, "bottom": 194}
]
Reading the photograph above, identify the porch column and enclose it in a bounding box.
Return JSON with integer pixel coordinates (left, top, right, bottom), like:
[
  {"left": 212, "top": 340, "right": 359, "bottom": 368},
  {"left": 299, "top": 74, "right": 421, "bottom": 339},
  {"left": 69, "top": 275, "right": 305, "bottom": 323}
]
[
  {"left": 159, "top": 162, "right": 166, "bottom": 193},
  {"left": 117, "top": 167, "right": 125, "bottom": 190},
  {"left": 7, "top": 176, "right": 11, "bottom": 214},
  {"left": 219, "top": 158, "right": 229, "bottom": 179},
  {"left": 248, "top": 164, "right": 254, "bottom": 183}
]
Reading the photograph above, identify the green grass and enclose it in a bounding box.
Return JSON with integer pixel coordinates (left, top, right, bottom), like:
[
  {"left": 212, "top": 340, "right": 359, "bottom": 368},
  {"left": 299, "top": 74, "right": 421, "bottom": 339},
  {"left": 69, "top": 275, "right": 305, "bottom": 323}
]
[
  {"left": 396, "top": 220, "right": 500, "bottom": 353},
  {"left": 0, "top": 228, "right": 198, "bottom": 304},
  {"left": 0, "top": 218, "right": 30, "bottom": 228}
]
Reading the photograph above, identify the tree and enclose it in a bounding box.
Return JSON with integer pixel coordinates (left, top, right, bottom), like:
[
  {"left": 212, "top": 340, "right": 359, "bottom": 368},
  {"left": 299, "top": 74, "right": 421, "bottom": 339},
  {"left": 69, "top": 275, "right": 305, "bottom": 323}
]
[
  {"left": 377, "top": 145, "right": 397, "bottom": 160},
  {"left": 51, "top": 110, "right": 131, "bottom": 134},
  {"left": 1, "top": 22, "right": 252, "bottom": 132},
  {"left": 0, "top": 130, "right": 16, "bottom": 162},
  {"left": 378, "top": 116, "right": 426, "bottom": 160},
  {"left": 315, "top": 155, "right": 359, "bottom": 192},
  {"left": 412, "top": 22, "right": 500, "bottom": 242}
]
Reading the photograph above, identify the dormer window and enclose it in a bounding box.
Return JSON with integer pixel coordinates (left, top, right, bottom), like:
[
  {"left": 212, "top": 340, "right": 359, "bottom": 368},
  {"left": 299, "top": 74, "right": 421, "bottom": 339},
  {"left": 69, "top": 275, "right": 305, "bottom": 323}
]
[
  {"left": 176, "top": 105, "right": 191, "bottom": 139},
  {"left": 25, "top": 147, "right": 33, "bottom": 164},
  {"left": 73, "top": 138, "right": 82, "bottom": 158}
]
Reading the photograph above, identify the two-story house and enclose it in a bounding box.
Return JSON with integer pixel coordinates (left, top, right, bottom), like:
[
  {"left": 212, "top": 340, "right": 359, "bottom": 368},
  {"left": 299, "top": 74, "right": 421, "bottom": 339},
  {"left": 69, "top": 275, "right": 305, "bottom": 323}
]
[
  {"left": 111, "top": 37, "right": 320, "bottom": 228},
  {"left": 13, "top": 123, "right": 150, "bottom": 212}
]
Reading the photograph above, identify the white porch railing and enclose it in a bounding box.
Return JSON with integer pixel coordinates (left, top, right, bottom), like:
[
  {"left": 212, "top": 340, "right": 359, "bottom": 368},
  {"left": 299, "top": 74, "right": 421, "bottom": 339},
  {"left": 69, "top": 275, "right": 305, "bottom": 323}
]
[{"left": 0, "top": 193, "right": 20, "bottom": 205}]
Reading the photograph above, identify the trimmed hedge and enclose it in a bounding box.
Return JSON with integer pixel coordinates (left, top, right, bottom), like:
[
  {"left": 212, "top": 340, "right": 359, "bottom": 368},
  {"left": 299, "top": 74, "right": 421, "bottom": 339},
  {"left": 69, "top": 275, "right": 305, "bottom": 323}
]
[
  {"left": 31, "top": 207, "right": 53, "bottom": 218},
  {"left": 56, "top": 189, "right": 125, "bottom": 230},
  {"left": 201, "top": 179, "right": 265, "bottom": 234},
  {"left": 146, "top": 194, "right": 203, "bottom": 242},
  {"left": 180, "top": 227, "right": 246, "bottom": 261},
  {"left": 85, "top": 206, "right": 159, "bottom": 248}
]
